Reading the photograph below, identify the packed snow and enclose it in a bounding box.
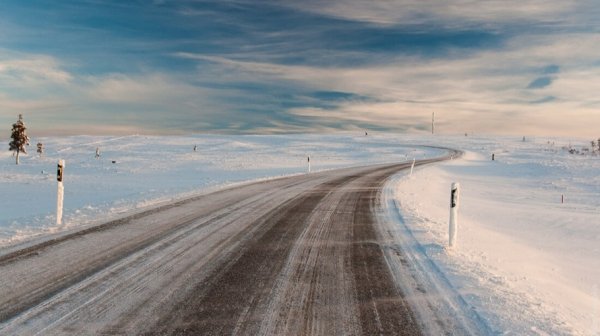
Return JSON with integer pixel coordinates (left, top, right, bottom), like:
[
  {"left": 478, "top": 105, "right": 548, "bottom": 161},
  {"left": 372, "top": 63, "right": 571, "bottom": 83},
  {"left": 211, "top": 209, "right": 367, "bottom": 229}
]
[
  {"left": 1, "top": 133, "right": 598, "bottom": 334},
  {"left": 0, "top": 133, "right": 439, "bottom": 246},
  {"left": 391, "top": 135, "right": 600, "bottom": 335}
]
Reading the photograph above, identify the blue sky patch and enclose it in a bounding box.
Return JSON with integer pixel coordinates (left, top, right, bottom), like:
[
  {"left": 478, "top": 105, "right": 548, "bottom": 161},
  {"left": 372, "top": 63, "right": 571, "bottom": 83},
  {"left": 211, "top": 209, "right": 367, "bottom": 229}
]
[{"left": 527, "top": 76, "right": 554, "bottom": 89}]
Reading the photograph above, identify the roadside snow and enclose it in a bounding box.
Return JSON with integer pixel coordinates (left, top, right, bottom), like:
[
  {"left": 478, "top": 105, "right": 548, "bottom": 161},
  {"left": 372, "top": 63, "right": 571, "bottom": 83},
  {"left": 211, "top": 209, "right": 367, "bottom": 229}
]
[
  {"left": 3, "top": 132, "right": 598, "bottom": 334},
  {"left": 392, "top": 136, "right": 600, "bottom": 335},
  {"left": 0, "top": 133, "right": 441, "bottom": 247}
]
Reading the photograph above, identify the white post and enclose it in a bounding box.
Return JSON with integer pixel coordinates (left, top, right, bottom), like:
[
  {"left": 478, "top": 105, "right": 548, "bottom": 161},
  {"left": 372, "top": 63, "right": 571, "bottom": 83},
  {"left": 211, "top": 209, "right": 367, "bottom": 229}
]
[
  {"left": 307, "top": 156, "right": 311, "bottom": 173},
  {"left": 56, "top": 160, "right": 65, "bottom": 225},
  {"left": 410, "top": 158, "right": 415, "bottom": 176},
  {"left": 449, "top": 182, "right": 460, "bottom": 248}
]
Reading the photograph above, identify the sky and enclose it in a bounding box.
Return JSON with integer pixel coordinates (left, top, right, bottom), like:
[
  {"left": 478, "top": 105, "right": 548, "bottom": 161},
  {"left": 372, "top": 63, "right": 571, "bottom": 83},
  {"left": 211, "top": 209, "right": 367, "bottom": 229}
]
[{"left": 1, "top": 1, "right": 599, "bottom": 137}]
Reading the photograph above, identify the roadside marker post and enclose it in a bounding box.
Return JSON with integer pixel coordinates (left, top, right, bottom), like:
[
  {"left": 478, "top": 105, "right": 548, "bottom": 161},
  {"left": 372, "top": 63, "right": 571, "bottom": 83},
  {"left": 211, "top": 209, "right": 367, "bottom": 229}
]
[
  {"left": 56, "top": 159, "right": 65, "bottom": 225},
  {"left": 449, "top": 182, "right": 460, "bottom": 248},
  {"left": 410, "top": 158, "right": 415, "bottom": 176},
  {"left": 307, "top": 156, "right": 311, "bottom": 173}
]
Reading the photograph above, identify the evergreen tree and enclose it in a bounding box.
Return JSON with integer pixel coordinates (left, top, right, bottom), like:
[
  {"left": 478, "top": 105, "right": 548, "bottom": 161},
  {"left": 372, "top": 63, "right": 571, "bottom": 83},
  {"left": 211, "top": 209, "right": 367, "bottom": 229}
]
[{"left": 9, "top": 114, "right": 30, "bottom": 165}]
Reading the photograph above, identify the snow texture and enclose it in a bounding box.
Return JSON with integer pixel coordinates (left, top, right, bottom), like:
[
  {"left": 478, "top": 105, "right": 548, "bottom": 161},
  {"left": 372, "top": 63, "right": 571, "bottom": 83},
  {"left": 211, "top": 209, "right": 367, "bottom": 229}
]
[
  {"left": 391, "top": 135, "right": 600, "bottom": 335},
  {"left": 1, "top": 133, "right": 598, "bottom": 335},
  {"left": 0, "top": 133, "right": 437, "bottom": 246}
]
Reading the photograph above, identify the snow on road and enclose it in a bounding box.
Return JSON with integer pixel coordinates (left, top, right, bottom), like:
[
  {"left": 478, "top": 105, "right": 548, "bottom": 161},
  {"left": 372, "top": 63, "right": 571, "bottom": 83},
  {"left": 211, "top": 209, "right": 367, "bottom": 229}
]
[
  {"left": 2, "top": 132, "right": 598, "bottom": 334},
  {"left": 0, "top": 133, "right": 439, "bottom": 247},
  {"left": 390, "top": 135, "right": 600, "bottom": 335},
  {"left": 0, "top": 161, "right": 437, "bottom": 335}
]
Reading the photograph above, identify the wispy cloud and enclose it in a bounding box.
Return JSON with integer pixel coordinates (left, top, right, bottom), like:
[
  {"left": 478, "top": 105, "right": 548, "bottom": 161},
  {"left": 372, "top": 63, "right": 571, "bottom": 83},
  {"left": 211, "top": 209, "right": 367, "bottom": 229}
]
[
  {"left": 0, "top": 1, "right": 599, "bottom": 136},
  {"left": 173, "top": 30, "right": 600, "bottom": 136},
  {"left": 0, "top": 54, "right": 72, "bottom": 86},
  {"left": 271, "top": 0, "right": 583, "bottom": 28}
]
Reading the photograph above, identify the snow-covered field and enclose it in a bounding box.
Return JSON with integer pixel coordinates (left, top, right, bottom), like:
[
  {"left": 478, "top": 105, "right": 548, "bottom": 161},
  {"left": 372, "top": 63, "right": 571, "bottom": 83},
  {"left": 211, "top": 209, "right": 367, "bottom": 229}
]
[
  {"left": 0, "top": 133, "right": 437, "bottom": 246},
  {"left": 1, "top": 133, "right": 598, "bottom": 334},
  {"left": 391, "top": 135, "right": 600, "bottom": 335}
]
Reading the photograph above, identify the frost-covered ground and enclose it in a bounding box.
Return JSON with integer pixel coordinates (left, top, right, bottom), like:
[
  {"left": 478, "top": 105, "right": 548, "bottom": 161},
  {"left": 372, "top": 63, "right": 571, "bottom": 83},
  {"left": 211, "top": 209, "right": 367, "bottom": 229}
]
[
  {"left": 1, "top": 133, "right": 598, "bottom": 334},
  {"left": 0, "top": 133, "right": 437, "bottom": 246},
  {"left": 392, "top": 135, "right": 600, "bottom": 335}
]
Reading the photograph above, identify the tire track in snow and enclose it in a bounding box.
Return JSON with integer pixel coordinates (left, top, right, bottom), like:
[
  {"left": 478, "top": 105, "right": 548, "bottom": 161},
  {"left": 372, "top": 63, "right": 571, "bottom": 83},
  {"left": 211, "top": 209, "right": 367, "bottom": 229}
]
[{"left": 0, "top": 150, "right": 457, "bottom": 335}]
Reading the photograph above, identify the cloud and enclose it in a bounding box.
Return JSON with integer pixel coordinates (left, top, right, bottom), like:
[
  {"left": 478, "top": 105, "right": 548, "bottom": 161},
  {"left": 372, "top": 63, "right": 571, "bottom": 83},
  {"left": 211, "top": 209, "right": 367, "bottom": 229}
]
[
  {"left": 85, "top": 73, "right": 201, "bottom": 104},
  {"left": 0, "top": 54, "right": 72, "bottom": 86},
  {"left": 174, "top": 30, "right": 600, "bottom": 137},
  {"left": 0, "top": 93, "right": 68, "bottom": 113},
  {"left": 2, "top": 1, "right": 600, "bottom": 137},
  {"left": 531, "top": 96, "right": 556, "bottom": 104},
  {"left": 268, "top": 0, "right": 578, "bottom": 27}
]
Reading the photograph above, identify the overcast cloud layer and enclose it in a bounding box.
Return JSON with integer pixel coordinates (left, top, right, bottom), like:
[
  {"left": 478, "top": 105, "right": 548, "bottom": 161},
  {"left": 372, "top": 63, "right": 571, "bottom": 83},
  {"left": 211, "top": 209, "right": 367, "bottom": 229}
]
[{"left": 1, "top": 0, "right": 599, "bottom": 136}]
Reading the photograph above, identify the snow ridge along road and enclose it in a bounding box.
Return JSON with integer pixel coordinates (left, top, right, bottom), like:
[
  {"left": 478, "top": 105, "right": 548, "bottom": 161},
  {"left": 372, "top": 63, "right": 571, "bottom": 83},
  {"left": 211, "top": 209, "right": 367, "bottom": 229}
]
[{"left": 0, "top": 149, "right": 458, "bottom": 335}]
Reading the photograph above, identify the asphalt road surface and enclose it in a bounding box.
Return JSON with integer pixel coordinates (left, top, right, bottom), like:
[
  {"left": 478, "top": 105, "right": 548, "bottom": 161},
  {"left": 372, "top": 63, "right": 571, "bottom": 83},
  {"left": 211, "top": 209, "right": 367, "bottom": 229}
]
[{"left": 0, "top": 153, "right": 453, "bottom": 335}]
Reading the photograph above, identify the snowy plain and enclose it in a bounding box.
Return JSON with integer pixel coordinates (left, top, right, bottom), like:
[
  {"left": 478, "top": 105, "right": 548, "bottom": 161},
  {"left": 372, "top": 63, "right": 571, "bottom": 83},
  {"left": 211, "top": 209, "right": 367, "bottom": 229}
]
[
  {"left": 0, "top": 133, "right": 438, "bottom": 246},
  {"left": 1, "top": 133, "right": 598, "bottom": 335},
  {"left": 391, "top": 135, "right": 600, "bottom": 335}
]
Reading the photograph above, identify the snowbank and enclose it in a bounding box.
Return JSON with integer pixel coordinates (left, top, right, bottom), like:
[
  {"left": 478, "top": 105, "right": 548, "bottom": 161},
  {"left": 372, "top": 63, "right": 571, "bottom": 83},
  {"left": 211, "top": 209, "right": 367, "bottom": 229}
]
[{"left": 392, "top": 136, "right": 600, "bottom": 335}]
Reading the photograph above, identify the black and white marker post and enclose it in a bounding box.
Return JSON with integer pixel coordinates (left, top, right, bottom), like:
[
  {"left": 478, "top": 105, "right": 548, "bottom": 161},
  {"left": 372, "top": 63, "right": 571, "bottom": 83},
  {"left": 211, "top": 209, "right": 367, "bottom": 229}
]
[
  {"left": 307, "top": 155, "right": 311, "bottom": 173},
  {"left": 449, "top": 182, "right": 460, "bottom": 248},
  {"left": 56, "top": 159, "right": 65, "bottom": 225}
]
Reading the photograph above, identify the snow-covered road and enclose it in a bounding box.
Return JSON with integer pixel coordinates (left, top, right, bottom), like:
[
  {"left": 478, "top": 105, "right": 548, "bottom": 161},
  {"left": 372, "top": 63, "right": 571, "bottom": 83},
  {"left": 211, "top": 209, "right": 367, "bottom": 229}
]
[{"left": 0, "top": 152, "right": 460, "bottom": 335}]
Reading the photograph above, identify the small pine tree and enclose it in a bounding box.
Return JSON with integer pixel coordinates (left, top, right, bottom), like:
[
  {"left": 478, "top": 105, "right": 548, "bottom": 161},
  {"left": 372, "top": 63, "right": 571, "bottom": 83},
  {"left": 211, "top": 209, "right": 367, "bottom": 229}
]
[{"left": 9, "top": 114, "right": 30, "bottom": 165}]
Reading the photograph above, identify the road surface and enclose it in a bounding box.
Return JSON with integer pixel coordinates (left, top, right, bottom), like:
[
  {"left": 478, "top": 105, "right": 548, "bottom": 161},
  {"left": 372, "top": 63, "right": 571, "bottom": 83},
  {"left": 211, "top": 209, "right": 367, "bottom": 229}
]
[{"left": 0, "top": 153, "right": 455, "bottom": 335}]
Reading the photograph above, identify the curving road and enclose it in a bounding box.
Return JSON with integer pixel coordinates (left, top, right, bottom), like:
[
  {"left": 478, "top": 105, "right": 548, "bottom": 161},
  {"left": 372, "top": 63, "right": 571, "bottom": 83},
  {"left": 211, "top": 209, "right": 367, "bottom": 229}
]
[{"left": 0, "top": 152, "right": 454, "bottom": 335}]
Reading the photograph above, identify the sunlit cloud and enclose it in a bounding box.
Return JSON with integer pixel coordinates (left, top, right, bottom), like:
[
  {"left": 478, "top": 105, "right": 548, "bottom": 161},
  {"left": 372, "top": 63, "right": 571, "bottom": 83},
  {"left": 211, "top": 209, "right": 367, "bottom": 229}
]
[
  {"left": 270, "top": 0, "right": 586, "bottom": 28},
  {"left": 0, "top": 1, "right": 599, "bottom": 137},
  {"left": 0, "top": 54, "right": 72, "bottom": 86},
  {"left": 175, "top": 31, "right": 600, "bottom": 136},
  {"left": 85, "top": 73, "right": 204, "bottom": 104}
]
